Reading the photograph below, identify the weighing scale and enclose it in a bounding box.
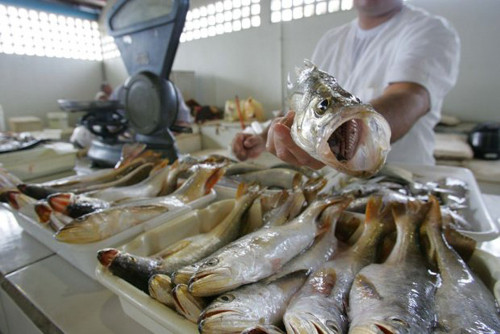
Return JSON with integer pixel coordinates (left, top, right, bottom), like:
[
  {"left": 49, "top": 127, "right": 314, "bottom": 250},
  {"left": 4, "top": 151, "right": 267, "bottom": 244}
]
[{"left": 58, "top": 0, "right": 189, "bottom": 167}]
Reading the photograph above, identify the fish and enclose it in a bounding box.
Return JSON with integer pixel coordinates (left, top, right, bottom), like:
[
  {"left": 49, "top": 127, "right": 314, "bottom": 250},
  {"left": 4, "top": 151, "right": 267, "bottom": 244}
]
[
  {"left": 198, "top": 272, "right": 308, "bottom": 334},
  {"left": 4, "top": 190, "right": 40, "bottom": 222},
  {"left": 84, "top": 159, "right": 170, "bottom": 203},
  {"left": 420, "top": 196, "right": 500, "bottom": 333},
  {"left": 348, "top": 199, "right": 436, "bottom": 334},
  {"left": 168, "top": 183, "right": 262, "bottom": 285},
  {"left": 34, "top": 201, "right": 73, "bottom": 231},
  {"left": 17, "top": 183, "right": 62, "bottom": 200},
  {"left": 288, "top": 60, "right": 391, "bottom": 178},
  {"left": 283, "top": 196, "right": 394, "bottom": 334},
  {"left": 187, "top": 196, "right": 350, "bottom": 297},
  {"left": 55, "top": 165, "right": 224, "bottom": 243},
  {"left": 260, "top": 187, "right": 306, "bottom": 229}
]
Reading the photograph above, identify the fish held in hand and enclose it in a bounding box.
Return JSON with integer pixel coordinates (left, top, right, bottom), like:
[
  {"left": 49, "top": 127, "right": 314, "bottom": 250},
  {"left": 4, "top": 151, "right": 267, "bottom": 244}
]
[{"left": 289, "top": 60, "right": 391, "bottom": 177}]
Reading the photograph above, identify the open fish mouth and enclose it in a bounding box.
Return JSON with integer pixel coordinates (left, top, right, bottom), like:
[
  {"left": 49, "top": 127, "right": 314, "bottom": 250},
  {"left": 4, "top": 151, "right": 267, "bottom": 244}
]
[
  {"left": 328, "top": 119, "right": 362, "bottom": 162},
  {"left": 316, "top": 105, "right": 391, "bottom": 178},
  {"left": 285, "top": 313, "right": 342, "bottom": 334},
  {"left": 188, "top": 268, "right": 233, "bottom": 297}
]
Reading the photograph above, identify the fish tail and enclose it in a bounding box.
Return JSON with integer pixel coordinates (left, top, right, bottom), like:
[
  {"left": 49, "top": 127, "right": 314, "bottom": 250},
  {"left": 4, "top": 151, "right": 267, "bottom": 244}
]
[
  {"left": 151, "top": 159, "right": 169, "bottom": 173},
  {"left": 97, "top": 248, "right": 120, "bottom": 268},
  {"left": 5, "top": 190, "right": 20, "bottom": 210},
  {"left": 303, "top": 176, "right": 327, "bottom": 204},
  {"left": 420, "top": 195, "right": 443, "bottom": 266},
  {"left": 35, "top": 202, "right": 52, "bottom": 223},
  {"left": 236, "top": 182, "right": 249, "bottom": 198},
  {"left": 47, "top": 193, "right": 72, "bottom": 214},
  {"left": 365, "top": 196, "right": 394, "bottom": 230},
  {"left": 54, "top": 221, "right": 98, "bottom": 244},
  {"left": 443, "top": 227, "right": 476, "bottom": 262},
  {"left": 291, "top": 172, "right": 303, "bottom": 189},
  {"left": 148, "top": 274, "right": 174, "bottom": 307}
]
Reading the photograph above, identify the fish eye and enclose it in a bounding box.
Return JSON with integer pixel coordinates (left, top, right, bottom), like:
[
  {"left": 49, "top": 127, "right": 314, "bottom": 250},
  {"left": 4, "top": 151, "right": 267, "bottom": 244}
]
[
  {"left": 325, "top": 320, "right": 340, "bottom": 332},
  {"left": 218, "top": 294, "right": 235, "bottom": 303},
  {"left": 316, "top": 98, "right": 330, "bottom": 115},
  {"left": 389, "top": 317, "right": 409, "bottom": 327},
  {"left": 205, "top": 257, "right": 219, "bottom": 266}
]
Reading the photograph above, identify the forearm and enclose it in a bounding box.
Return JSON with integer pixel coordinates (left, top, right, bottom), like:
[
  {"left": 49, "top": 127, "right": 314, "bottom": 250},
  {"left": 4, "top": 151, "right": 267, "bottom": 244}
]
[{"left": 370, "top": 82, "right": 430, "bottom": 143}]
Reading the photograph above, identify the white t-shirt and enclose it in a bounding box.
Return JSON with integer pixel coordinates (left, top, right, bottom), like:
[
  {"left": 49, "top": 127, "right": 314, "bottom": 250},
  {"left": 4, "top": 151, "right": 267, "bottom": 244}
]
[{"left": 311, "top": 4, "right": 460, "bottom": 165}]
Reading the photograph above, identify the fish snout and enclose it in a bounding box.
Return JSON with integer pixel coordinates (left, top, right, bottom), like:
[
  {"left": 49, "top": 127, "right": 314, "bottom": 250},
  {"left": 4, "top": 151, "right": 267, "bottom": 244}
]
[
  {"left": 96, "top": 248, "right": 119, "bottom": 267},
  {"left": 285, "top": 313, "right": 342, "bottom": 334},
  {"left": 188, "top": 267, "right": 233, "bottom": 297}
]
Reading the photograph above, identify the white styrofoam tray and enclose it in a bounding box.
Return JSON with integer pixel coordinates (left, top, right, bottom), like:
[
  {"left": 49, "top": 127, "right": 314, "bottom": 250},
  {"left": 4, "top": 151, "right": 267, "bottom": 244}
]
[
  {"left": 96, "top": 199, "right": 237, "bottom": 334},
  {"left": 95, "top": 197, "right": 500, "bottom": 334},
  {"left": 13, "top": 190, "right": 216, "bottom": 279}
]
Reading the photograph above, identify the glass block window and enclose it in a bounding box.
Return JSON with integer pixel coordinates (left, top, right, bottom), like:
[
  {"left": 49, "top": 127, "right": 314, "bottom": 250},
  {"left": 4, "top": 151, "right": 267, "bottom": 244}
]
[
  {"left": 181, "top": 0, "right": 261, "bottom": 43},
  {"left": 0, "top": 4, "right": 102, "bottom": 61},
  {"left": 270, "top": 0, "right": 353, "bottom": 23}
]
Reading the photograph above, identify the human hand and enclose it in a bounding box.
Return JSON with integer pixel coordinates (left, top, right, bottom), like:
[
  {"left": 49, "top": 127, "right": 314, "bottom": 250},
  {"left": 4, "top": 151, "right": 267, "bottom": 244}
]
[
  {"left": 231, "top": 132, "right": 266, "bottom": 161},
  {"left": 266, "top": 112, "right": 325, "bottom": 170}
]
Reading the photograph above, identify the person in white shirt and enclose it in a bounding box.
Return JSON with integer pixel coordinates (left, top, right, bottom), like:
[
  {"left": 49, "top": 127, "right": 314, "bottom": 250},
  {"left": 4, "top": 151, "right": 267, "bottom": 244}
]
[{"left": 232, "top": 0, "right": 460, "bottom": 168}]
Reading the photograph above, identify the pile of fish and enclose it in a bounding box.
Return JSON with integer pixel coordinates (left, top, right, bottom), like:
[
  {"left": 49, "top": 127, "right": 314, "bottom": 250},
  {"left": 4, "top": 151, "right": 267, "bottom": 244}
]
[
  {"left": 96, "top": 168, "right": 500, "bottom": 333},
  {"left": 0, "top": 145, "right": 228, "bottom": 243}
]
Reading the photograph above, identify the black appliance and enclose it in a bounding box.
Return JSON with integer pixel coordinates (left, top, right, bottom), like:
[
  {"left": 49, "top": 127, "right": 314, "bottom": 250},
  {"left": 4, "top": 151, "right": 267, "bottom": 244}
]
[
  {"left": 59, "top": 0, "right": 189, "bottom": 167},
  {"left": 468, "top": 122, "right": 500, "bottom": 160}
]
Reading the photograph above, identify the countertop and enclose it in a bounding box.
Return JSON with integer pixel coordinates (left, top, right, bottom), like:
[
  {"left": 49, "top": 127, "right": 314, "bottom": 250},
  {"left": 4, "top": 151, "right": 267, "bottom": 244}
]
[{"left": 1, "top": 193, "right": 499, "bottom": 334}]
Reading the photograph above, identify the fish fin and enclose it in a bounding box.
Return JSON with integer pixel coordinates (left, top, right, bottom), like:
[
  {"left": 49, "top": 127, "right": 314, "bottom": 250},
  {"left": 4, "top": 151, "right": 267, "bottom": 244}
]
[
  {"left": 291, "top": 172, "right": 303, "bottom": 190},
  {"left": 236, "top": 182, "right": 249, "bottom": 199},
  {"left": 303, "top": 176, "right": 327, "bottom": 204},
  {"left": 353, "top": 274, "right": 382, "bottom": 300},
  {"left": 420, "top": 196, "right": 443, "bottom": 267},
  {"left": 97, "top": 248, "right": 120, "bottom": 267},
  {"left": 204, "top": 167, "right": 225, "bottom": 195},
  {"left": 155, "top": 239, "right": 193, "bottom": 258},
  {"left": 443, "top": 227, "right": 476, "bottom": 262},
  {"left": 35, "top": 202, "right": 52, "bottom": 223}
]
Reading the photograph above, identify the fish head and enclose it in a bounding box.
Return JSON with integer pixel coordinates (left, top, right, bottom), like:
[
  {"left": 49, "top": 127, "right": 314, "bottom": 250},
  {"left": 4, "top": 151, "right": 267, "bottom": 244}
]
[
  {"left": 289, "top": 60, "right": 391, "bottom": 178},
  {"left": 188, "top": 256, "right": 242, "bottom": 297},
  {"left": 198, "top": 293, "right": 257, "bottom": 333},
  {"left": 349, "top": 317, "right": 412, "bottom": 334},
  {"left": 284, "top": 312, "right": 346, "bottom": 334}
]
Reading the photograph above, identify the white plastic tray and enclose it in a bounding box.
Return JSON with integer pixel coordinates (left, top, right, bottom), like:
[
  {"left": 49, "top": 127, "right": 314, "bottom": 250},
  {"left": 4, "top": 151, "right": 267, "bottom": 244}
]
[
  {"left": 393, "top": 163, "right": 498, "bottom": 241},
  {"left": 95, "top": 199, "right": 237, "bottom": 334},
  {"left": 95, "top": 197, "right": 500, "bottom": 334},
  {"left": 14, "top": 190, "right": 216, "bottom": 279}
]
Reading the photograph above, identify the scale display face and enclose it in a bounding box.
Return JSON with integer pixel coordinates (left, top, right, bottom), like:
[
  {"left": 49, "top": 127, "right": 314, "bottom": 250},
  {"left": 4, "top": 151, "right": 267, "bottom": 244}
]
[{"left": 110, "top": 0, "right": 175, "bottom": 31}]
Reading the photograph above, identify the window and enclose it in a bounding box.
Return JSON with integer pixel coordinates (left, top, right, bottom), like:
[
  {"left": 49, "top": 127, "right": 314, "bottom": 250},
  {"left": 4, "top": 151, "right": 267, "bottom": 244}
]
[
  {"left": 0, "top": 4, "right": 102, "bottom": 61},
  {"left": 270, "top": 0, "right": 353, "bottom": 23},
  {"left": 181, "top": 0, "right": 261, "bottom": 42}
]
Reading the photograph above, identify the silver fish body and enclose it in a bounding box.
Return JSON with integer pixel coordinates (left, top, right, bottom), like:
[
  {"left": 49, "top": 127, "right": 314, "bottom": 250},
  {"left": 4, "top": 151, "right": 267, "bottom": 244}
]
[
  {"left": 423, "top": 197, "right": 500, "bottom": 333},
  {"left": 198, "top": 272, "right": 307, "bottom": 334},
  {"left": 348, "top": 200, "right": 436, "bottom": 334},
  {"left": 188, "top": 196, "right": 349, "bottom": 297},
  {"left": 283, "top": 196, "right": 394, "bottom": 334},
  {"left": 289, "top": 60, "right": 391, "bottom": 178}
]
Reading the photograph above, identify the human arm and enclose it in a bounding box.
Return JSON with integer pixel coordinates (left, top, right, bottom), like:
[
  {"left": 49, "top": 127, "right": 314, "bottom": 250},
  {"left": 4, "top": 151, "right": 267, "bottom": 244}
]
[{"left": 370, "top": 81, "right": 430, "bottom": 143}]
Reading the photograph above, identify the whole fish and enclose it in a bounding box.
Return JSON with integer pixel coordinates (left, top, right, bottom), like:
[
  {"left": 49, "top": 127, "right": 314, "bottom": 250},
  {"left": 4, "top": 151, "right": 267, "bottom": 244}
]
[
  {"left": 421, "top": 196, "right": 500, "bottom": 333},
  {"left": 84, "top": 159, "right": 170, "bottom": 203},
  {"left": 167, "top": 184, "right": 262, "bottom": 285},
  {"left": 348, "top": 200, "right": 436, "bottom": 334},
  {"left": 289, "top": 60, "right": 391, "bottom": 178},
  {"left": 198, "top": 272, "right": 307, "bottom": 334},
  {"left": 55, "top": 165, "right": 224, "bottom": 243},
  {"left": 187, "top": 196, "right": 350, "bottom": 297},
  {"left": 283, "top": 196, "right": 394, "bottom": 334}
]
